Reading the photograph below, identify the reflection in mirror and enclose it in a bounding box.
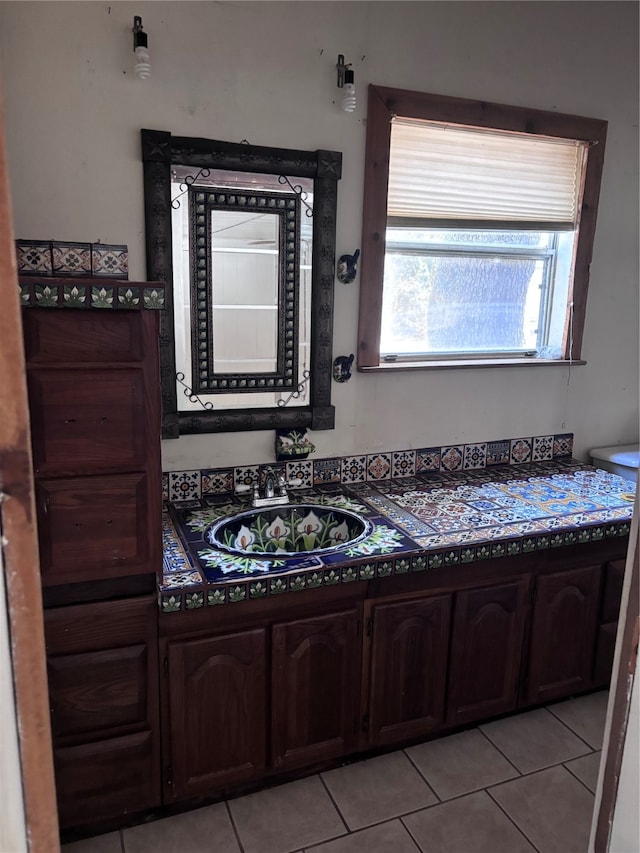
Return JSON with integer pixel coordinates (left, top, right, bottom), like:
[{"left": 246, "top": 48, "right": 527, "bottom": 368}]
[
  {"left": 170, "top": 168, "right": 313, "bottom": 410},
  {"left": 141, "top": 130, "right": 342, "bottom": 438}
]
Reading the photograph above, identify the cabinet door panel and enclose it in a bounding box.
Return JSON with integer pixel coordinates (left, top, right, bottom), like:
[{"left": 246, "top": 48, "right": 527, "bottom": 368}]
[
  {"left": 526, "top": 565, "right": 601, "bottom": 705},
  {"left": 37, "top": 473, "right": 152, "bottom": 584},
  {"left": 272, "top": 610, "right": 359, "bottom": 770},
  {"left": 48, "top": 644, "right": 148, "bottom": 740},
  {"left": 55, "top": 730, "right": 157, "bottom": 828},
  {"left": 368, "top": 595, "right": 451, "bottom": 747},
  {"left": 447, "top": 579, "right": 529, "bottom": 726},
  {"left": 28, "top": 369, "right": 147, "bottom": 474},
  {"left": 168, "top": 629, "right": 266, "bottom": 800},
  {"left": 593, "top": 622, "right": 618, "bottom": 687},
  {"left": 23, "top": 309, "right": 143, "bottom": 363},
  {"left": 601, "top": 560, "right": 625, "bottom": 623}
]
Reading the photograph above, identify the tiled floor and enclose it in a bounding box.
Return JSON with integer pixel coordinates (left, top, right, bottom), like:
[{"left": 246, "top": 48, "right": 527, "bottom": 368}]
[{"left": 63, "top": 690, "right": 608, "bottom": 853}]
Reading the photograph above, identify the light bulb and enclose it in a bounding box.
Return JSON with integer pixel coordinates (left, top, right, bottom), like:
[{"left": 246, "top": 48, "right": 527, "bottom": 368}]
[
  {"left": 342, "top": 69, "right": 356, "bottom": 112},
  {"left": 134, "top": 44, "right": 151, "bottom": 79}
]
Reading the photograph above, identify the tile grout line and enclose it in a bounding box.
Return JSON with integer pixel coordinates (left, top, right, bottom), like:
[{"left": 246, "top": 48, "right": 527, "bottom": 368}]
[
  {"left": 484, "top": 787, "right": 544, "bottom": 853},
  {"left": 317, "top": 773, "right": 352, "bottom": 835},
  {"left": 546, "top": 702, "right": 603, "bottom": 752},
  {"left": 475, "top": 725, "right": 524, "bottom": 777},
  {"left": 119, "top": 828, "right": 125, "bottom": 853},
  {"left": 402, "top": 748, "right": 442, "bottom": 803},
  {"left": 562, "top": 755, "right": 601, "bottom": 796},
  {"left": 398, "top": 816, "right": 428, "bottom": 853},
  {"left": 224, "top": 799, "right": 246, "bottom": 853}
]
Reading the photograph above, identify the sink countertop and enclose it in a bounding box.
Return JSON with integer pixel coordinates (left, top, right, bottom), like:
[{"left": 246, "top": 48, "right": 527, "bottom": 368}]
[{"left": 160, "top": 459, "right": 635, "bottom": 612}]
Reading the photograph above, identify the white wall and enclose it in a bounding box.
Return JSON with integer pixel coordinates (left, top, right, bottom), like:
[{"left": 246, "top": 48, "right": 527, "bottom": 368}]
[{"left": 0, "top": 0, "right": 637, "bottom": 472}]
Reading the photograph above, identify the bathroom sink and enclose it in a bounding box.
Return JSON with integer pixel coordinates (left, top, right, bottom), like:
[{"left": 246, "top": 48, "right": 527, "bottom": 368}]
[{"left": 205, "top": 503, "right": 372, "bottom": 557}]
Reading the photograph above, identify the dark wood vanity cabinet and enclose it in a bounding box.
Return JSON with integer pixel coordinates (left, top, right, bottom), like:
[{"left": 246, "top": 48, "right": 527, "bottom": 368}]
[
  {"left": 44, "top": 594, "right": 161, "bottom": 829},
  {"left": 593, "top": 559, "right": 625, "bottom": 687},
  {"left": 447, "top": 577, "right": 530, "bottom": 726},
  {"left": 365, "top": 594, "right": 451, "bottom": 748},
  {"left": 271, "top": 609, "right": 361, "bottom": 771}
]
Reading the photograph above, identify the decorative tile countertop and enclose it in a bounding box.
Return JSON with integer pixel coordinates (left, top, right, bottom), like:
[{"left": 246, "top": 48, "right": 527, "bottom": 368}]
[{"left": 160, "top": 459, "right": 635, "bottom": 612}]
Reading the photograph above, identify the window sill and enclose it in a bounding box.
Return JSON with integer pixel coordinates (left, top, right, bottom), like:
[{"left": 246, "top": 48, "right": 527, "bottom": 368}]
[{"left": 359, "top": 358, "right": 586, "bottom": 372}]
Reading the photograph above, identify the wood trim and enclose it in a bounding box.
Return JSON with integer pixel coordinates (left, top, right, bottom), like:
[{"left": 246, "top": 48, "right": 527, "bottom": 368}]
[
  {"left": 0, "top": 85, "right": 60, "bottom": 849},
  {"left": 359, "top": 359, "right": 587, "bottom": 372},
  {"left": 357, "top": 84, "right": 608, "bottom": 368}
]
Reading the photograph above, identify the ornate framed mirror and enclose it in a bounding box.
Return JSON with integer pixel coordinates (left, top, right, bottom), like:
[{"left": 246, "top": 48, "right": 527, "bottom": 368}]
[{"left": 141, "top": 130, "right": 342, "bottom": 439}]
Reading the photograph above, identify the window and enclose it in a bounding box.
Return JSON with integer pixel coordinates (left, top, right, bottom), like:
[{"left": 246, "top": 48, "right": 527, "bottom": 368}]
[{"left": 357, "top": 87, "right": 607, "bottom": 369}]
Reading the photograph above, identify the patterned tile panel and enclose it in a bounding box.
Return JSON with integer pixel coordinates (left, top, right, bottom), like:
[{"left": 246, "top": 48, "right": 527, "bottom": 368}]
[
  {"left": 15, "top": 240, "right": 53, "bottom": 275},
  {"left": 19, "top": 276, "right": 164, "bottom": 310},
  {"left": 367, "top": 453, "right": 391, "bottom": 481},
  {"left": 441, "top": 446, "right": 464, "bottom": 471},
  {"left": 52, "top": 242, "right": 91, "bottom": 276},
  {"left": 341, "top": 455, "right": 368, "bottom": 484},
  {"left": 510, "top": 438, "right": 533, "bottom": 464},
  {"left": 392, "top": 450, "right": 416, "bottom": 478},
  {"left": 463, "top": 443, "right": 487, "bottom": 470}
]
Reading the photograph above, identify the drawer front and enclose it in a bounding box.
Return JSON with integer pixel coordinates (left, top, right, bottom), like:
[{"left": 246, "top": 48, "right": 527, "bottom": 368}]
[
  {"left": 601, "top": 560, "right": 625, "bottom": 624},
  {"left": 28, "top": 369, "right": 147, "bottom": 474},
  {"left": 23, "top": 309, "right": 143, "bottom": 363},
  {"left": 37, "top": 473, "right": 152, "bottom": 584},
  {"left": 54, "top": 730, "right": 159, "bottom": 828},
  {"left": 48, "top": 644, "right": 148, "bottom": 740}
]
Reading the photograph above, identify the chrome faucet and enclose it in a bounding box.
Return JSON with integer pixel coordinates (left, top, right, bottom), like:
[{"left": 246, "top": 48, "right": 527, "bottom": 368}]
[{"left": 252, "top": 466, "right": 290, "bottom": 508}]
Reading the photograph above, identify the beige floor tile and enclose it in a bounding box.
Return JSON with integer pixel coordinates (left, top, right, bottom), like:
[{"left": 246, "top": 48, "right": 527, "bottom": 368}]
[
  {"left": 228, "top": 775, "right": 346, "bottom": 853},
  {"left": 480, "top": 707, "right": 591, "bottom": 772},
  {"left": 489, "top": 764, "right": 594, "bottom": 853},
  {"left": 564, "top": 750, "right": 602, "bottom": 793},
  {"left": 321, "top": 751, "right": 437, "bottom": 831},
  {"left": 122, "top": 803, "right": 239, "bottom": 853},
  {"left": 406, "top": 728, "right": 519, "bottom": 799},
  {"left": 304, "top": 819, "right": 419, "bottom": 853},
  {"left": 63, "top": 832, "right": 122, "bottom": 853},
  {"left": 402, "top": 790, "right": 535, "bottom": 853},
  {"left": 548, "top": 690, "right": 609, "bottom": 749}
]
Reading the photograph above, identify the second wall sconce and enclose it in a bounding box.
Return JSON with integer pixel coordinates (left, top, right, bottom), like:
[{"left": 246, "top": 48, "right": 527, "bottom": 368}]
[
  {"left": 336, "top": 54, "right": 356, "bottom": 112},
  {"left": 133, "top": 16, "right": 151, "bottom": 79}
]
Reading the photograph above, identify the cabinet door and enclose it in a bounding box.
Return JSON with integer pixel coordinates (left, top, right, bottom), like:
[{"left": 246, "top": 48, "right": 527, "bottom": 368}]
[
  {"left": 447, "top": 578, "right": 529, "bottom": 726},
  {"left": 525, "top": 565, "right": 601, "bottom": 705},
  {"left": 167, "top": 629, "right": 266, "bottom": 801},
  {"left": 272, "top": 610, "right": 359, "bottom": 771},
  {"left": 367, "top": 594, "right": 451, "bottom": 748}
]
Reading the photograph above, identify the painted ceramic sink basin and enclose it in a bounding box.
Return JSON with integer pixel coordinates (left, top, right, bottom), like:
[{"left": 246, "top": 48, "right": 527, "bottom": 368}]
[{"left": 205, "top": 503, "right": 372, "bottom": 558}]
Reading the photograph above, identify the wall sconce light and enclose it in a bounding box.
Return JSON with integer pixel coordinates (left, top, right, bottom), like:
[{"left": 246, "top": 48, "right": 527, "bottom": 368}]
[
  {"left": 336, "top": 54, "right": 356, "bottom": 112},
  {"left": 132, "top": 16, "right": 150, "bottom": 79}
]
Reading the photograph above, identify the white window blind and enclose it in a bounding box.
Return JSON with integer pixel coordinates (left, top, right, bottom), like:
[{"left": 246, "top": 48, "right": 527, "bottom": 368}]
[{"left": 388, "top": 119, "right": 588, "bottom": 230}]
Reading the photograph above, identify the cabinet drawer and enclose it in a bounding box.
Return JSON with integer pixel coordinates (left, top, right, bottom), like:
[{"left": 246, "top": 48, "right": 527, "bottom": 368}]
[
  {"left": 37, "top": 473, "right": 155, "bottom": 584},
  {"left": 54, "top": 730, "right": 159, "bottom": 828},
  {"left": 28, "top": 369, "right": 147, "bottom": 474},
  {"left": 23, "top": 309, "right": 143, "bottom": 363},
  {"left": 48, "top": 644, "right": 148, "bottom": 740},
  {"left": 601, "top": 560, "right": 625, "bottom": 624}
]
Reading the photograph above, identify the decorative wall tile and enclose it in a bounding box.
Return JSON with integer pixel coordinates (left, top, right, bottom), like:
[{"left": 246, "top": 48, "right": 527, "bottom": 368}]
[
  {"left": 91, "top": 285, "right": 114, "bottom": 308},
  {"left": 234, "top": 466, "right": 259, "bottom": 493},
  {"left": 416, "top": 448, "right": 441, "bottom": 472},
  {"left": 34, "top": 283, "right": 59, "bottom": 306},
  {"left": 52, "top": 241, "right": 91, "bottom": 276},
  {"left": 510, "top": 438, "right": 532, "bottom": 464},
  {"left": 440, "top": 446, "right": 464, "bottom": 471},
  {"left": 392, "top": 450, "right": 416, "bottom": 478},
  {"left": 486, "top": 440, "right": 510, "bottom": 466},
  {"left": 286, "top": 459, "right": 313, "bottom": 488},
  {"left": 553, "top": 433, "right": 574, "bottom": 458},
  {"left": 162, "top": 473, "right": 169, "bottom": 501},
  {"left": 533, "top": 435, "right": 554, "bottom": 462},
  {"left": 463, "top": 444, "right": 487, "bottom": 470},
  {"left": 117, "top": 286, "right": 140, "bottom": 308},
  {"left": 367, "top": 453, "right": 391, "bottom": 481},
  {"left": 143, "top": 287, "right": 165, "bottom": 309},
  {"left": 207, "top": 587, "right": 227, "bottom": 605},
  {"left": 91, "top": 243, "right": 128, "bottom": 278},
  {"left": 16, "top": 240, "right": 52, "bottom": 275},
  {"left": 169, "top": 470, "right": 201, "bottom": 502},
  {"left": 63, "top": 284, "right": 88, "bottom": 306},
  {"left": 313, "top": 457, "right": 341, "bottom": 484},
  {"left": 341, "top": 455, "right": 367, "bottom": 484},
  {"left": 202, "top": 468, "right": 233, "bottom": 495}
]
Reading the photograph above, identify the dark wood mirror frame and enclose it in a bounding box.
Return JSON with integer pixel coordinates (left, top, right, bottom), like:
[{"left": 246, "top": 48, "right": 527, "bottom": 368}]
[{"left": 141, "top": 129, "right": 342, "bottom": 439}]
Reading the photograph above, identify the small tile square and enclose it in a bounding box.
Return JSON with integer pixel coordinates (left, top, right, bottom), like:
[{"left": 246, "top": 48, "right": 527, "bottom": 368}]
[
  {"left": 463, "top": 443, "right": 487, "bottom": 470},
  {"left": 440, "top": 446, "right": 464, "bottom": 471},
  {"left": 234, "top": 465, "right": 259, "bottom": 493},
  {"left": 62, "top": 283, "right": 88, "bottom": 307},
  {"left": 169, "top": 470, "right": 201, "bottom": 502},
  {"left": 162, "top": 472, "right": 169, "bottom": 501},
  {"left": 286, "top": 459, "right": 313, "bottom": 488},
  {"left": 313, "top": 457, "right": 341, "bottom": 484},
  {"left": 510, "top": 438, "right": 532, "bottom": 464},
  {"left": 367, "top": 453, "right": 391, "bottom": 481},
  {"left": 91, "top": 243, "right": 129, "bottom": 278},
  {"left": 143, "top": 287, "right": 165, "bottom": 309},
  {"left": 532, "top": 435, "right": 554, "bottom": 461},
  {"left": 392, "top": 450, "right": 416, "bottom": 478},
  {"left": 34, "top": 282, "right": 59, "bottom": 306},
  {"left": 52, "top": 241, "right": 91, "bottom": 276},
  {"left": 15, "top": 239, "right": 52, "bottom": 275},
  {"left": 553, "top": 433, "right": 574, "bottom": 457},
  {"left": 416, "top": 448, "right": 441, "bottom": 472},
  {"left": 201, "top": 468, "right": 233, "bottom": 495},
  {"left": 486, "top": 440, "right": 510, "bottom": 466},
  {"left": 91, "top": 285, "right": 115, "bottom": 308},
  {"left": 341, "top": 455, "right": 367, "bottom": 484},
  {"left": 116, "top": 286, "right": 140, "bottom": 307}
]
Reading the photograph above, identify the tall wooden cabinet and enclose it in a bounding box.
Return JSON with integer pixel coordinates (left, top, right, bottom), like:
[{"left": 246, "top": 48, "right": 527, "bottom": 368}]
[{"left": 23, "top": 296, "right": 164, "bottom": 830}]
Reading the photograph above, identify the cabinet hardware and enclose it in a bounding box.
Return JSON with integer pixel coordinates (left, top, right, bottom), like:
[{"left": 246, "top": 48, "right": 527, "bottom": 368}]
[{"left": 166, "top": 765, "right": 173, "bottom": 787}]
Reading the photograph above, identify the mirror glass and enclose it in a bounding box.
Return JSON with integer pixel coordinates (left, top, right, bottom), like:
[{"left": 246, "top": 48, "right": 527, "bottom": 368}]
[{"left": 141, "top": 130, "right": 341, "bottom": 438}]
